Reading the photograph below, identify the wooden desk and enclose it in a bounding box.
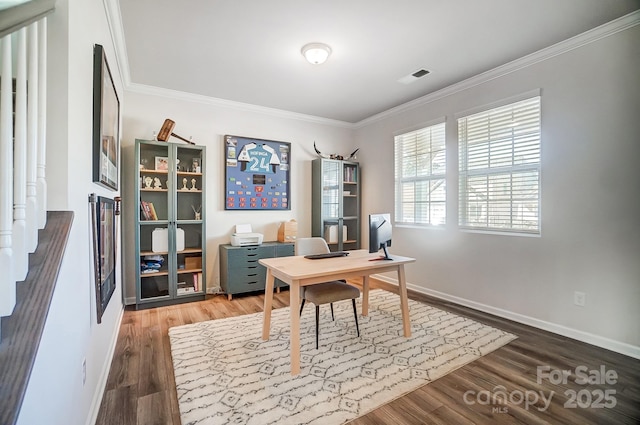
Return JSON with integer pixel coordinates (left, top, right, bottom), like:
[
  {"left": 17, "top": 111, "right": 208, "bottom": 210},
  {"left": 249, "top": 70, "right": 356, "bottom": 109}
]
[{"left": 260, "top": 249, "right": 416, "bottom": 375}]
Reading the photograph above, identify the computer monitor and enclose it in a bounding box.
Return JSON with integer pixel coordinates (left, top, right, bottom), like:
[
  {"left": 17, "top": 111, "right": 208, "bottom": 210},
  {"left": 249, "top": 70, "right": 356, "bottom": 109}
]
[{"left": 369, "top": 213, "right": 392, "bottom": 260}]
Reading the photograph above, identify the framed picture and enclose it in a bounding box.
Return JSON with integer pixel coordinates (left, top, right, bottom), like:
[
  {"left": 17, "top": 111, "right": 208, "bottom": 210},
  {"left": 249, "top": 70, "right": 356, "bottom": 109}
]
[
  {"left": 90, "top": 194, "right": 116, "bottom": 324},
  {"left": 224, "top": 135, "right": 291, "bottom": 210},
  {"left": 155, "top": 156, "right": 169, "bottom": 171},
  {"left": 92, "top": 44, "right": 120, "bottom": 191}
]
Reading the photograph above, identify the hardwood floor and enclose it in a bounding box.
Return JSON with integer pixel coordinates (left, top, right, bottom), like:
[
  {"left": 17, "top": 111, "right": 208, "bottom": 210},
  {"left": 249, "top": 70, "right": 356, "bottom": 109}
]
[{"left": 95, "top": 286, "right": 640, "bottom": 425}]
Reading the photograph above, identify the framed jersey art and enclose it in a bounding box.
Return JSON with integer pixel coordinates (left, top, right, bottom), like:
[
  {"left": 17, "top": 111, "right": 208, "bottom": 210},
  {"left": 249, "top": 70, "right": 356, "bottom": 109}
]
[{"left": 224, "top": 135, "right": 291, "bottom": 210}]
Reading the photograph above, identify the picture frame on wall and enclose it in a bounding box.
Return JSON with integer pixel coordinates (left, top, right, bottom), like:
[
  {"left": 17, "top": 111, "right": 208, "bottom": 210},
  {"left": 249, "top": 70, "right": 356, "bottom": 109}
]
[
  {"left": 224, "top": 135, "right": 291, "bottom": 210},
  {"left": 92, "top": 44, "right": 120, "bottom": 191},
  {"left": 89, "top": 194, "right": 116, "bottom": 324}
]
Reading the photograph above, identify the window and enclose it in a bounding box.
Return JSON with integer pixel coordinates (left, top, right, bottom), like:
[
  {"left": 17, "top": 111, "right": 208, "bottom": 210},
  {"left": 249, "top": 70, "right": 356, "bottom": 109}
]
[
  {"left": 394, "top": 122, "right": 446, "bottom": 226},
  {"left": 458, "top": 96, "right": 541, "bottom": 233}
]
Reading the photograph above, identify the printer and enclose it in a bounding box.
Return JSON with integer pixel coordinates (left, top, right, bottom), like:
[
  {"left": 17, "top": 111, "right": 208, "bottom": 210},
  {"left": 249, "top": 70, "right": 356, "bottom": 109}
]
[{"left": 230, "top": 223, "right": 264, "bottom": 247}]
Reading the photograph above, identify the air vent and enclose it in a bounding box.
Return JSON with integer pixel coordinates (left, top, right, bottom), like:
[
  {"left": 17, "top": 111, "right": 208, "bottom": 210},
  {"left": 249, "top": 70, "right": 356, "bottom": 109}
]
[
  {"left": 398, "top": 68, "right": 431, "bottom": 84},
  {"left": 412, "top": 69, "right": 430, "bottom": 78}
]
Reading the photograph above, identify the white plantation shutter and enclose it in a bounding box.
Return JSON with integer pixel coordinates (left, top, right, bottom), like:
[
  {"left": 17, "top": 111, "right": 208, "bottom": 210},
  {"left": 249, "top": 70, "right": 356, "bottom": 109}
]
[
  {"left": 394, "top": 122, "right": 446, "bottom": 225},
  {"left": 458, "top": 96, "right": 541, "bottom": 233}
]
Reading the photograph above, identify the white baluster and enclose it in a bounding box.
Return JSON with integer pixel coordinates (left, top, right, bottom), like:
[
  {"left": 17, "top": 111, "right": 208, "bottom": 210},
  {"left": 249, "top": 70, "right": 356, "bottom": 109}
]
[
  {"left": 0, "top": 35, "right": 15, "bottom": 318},
  {"left": 37, "top": 18, "right": 47, "bottom": 228},
  {"left": 13, "top": 28, "right": 28, "bottom": 281},
  {"left": 26, "top": 23, "right": 38, "bottom": 252}
]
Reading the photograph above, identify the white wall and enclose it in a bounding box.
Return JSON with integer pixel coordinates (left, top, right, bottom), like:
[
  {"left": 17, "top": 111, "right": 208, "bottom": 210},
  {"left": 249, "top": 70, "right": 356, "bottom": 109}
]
[
  {"left": 18, "top": 0, "right": 125, "bottom": 424},
  {"left": 356, "top": 24, "right": 640, "bottom": 355},
  {"left": 120, "top": 92, "right": 355, "bottom": 302}
]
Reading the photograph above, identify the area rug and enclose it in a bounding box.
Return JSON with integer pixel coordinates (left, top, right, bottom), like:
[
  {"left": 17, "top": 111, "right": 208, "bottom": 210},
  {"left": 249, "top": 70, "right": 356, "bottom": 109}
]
[{"left": 169, "top": 290, "right": 516, "bottom": 425}]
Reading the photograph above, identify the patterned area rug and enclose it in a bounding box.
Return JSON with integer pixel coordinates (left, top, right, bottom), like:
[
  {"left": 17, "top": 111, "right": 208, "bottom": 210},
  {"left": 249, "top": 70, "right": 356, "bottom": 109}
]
[{"left": 169, "top": 290, "right": 516, "bottom": 425}]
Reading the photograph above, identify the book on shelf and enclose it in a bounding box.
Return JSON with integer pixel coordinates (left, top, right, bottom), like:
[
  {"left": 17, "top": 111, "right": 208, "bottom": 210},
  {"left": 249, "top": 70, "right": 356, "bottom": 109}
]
[
  {"left": 140, "top": 201, "right": 150, "bottom": 220},
  {"left": 177, "top": 286, "right": 195, "bottom": 295},
  {"left": 344, "top": 166, "right": 357, "bottom": 183},
  {"left": 140, "top": 201, "right": 158, "bottom": 220},
  {"left": 148, "top": 202, "right": 158, "bottom": 220},
  {"left": 193, "top": 272, "right": 202, "bottom": 291}
]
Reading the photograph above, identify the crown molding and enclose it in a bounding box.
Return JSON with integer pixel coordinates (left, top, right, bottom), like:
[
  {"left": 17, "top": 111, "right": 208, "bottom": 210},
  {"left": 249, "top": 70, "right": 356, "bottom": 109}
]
[
  {"left": 103, "top": 0, "right": 130, "bottom": 87},
  {"left": 353, "top": 10, "right": 640, "bottom": 129},
  {"left": 127, "top": 83, "right": 355, "bottom": 128}
]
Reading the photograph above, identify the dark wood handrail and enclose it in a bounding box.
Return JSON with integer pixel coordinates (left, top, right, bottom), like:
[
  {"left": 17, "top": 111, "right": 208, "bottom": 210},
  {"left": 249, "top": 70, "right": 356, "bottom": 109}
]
[{"left": 0, "top": 211, "right": 73, "bottom": 425}]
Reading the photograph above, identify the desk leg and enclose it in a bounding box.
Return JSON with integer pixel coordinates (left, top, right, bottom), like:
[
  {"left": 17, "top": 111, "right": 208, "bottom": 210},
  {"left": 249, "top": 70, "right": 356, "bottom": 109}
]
[
  {"left": 262, "top": 269, "right": 275, "bottom": 340},
  {"left": 397, "top": 265, "right": 411, "bottom": 337},
  {"left": 289, "top": 280, "right": 300, "bottom": 375},
  {"left": 362, "top": 275, "right": 370, "bottom": 316}
]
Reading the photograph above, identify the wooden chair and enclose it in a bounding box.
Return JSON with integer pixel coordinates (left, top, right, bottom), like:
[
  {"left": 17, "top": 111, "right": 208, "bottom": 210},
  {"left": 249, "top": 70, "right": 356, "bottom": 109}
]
[{"left": 296, "top": 238, "right": 360, "bottom": 349}]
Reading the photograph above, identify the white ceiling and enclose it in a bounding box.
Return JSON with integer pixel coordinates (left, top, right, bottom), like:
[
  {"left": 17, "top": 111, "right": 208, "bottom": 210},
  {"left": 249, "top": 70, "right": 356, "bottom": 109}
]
[{"left": 116, "top": 0, "right": 639, "bottom": 124}]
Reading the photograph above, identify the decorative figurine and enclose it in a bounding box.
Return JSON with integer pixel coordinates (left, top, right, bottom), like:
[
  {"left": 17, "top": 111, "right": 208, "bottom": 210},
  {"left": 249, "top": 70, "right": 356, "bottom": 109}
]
[
  {"left": 192, "top": 205, "right": 202, "bottom": 220},
  {"left": 153, "top": 177, "right": 162, "bottom": 189},
  {"left": 191, "top": 178, "right": 197, "bottom": 190},
  {"left": 182, "top": 177, "right": 188, "bottom": 190},
  {"left": 144, "top": 176, "right": 153, "bottom": 189}
]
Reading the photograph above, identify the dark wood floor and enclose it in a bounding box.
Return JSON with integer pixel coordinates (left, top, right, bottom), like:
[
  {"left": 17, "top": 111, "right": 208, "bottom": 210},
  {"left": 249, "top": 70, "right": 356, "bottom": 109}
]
[{"left": 95, "top": 285, "right": 640, "bottom": 425}]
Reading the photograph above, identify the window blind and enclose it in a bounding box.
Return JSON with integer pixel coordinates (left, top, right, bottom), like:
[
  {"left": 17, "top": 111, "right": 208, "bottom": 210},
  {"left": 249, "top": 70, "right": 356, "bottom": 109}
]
[
  {"left": 458, "top": 96, "right": 541, "bottom": 233},
  {"left": 394, "top": 122, "right": 446, "bottom": 225}
]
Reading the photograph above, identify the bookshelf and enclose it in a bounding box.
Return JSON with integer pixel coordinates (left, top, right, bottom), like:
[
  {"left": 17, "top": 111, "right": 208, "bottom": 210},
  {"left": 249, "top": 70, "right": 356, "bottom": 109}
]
[
  {"left": 311, "top": 158, "right": 361, "bottom": 251},
  {"left": 134, "top": 139, "right": 206, "bottom": 307}
]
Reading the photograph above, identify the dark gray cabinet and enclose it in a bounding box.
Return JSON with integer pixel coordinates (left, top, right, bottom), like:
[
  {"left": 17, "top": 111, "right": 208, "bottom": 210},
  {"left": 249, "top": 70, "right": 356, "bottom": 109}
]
[
  {"left": 312, "top": 158, "right": 361, "bottom": 251},
  {"left": 134, "top": 139, "right": 206, "bottom": 308},
  {"left": 219, "top": 242, "right": 294, "bottom": 300}
]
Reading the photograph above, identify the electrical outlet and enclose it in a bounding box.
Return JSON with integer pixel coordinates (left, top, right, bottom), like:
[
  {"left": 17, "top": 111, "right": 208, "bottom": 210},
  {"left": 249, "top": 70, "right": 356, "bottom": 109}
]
[
  {"left": 574, "top": 291, "right": 586, "bottom": 307},
  {"left": 82, "top": 358, "right": 87, "bottom": 386}
]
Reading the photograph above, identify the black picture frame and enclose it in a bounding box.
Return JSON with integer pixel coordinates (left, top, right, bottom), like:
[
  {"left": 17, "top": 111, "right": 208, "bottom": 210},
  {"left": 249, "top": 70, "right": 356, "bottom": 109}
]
[
  {"left": 90, "top": 194, "right": 116, "bottom": 323},
  {"left": 224, "top": 135, "right": 291, "bottom": 210},
  {"left": 92, "top": 44, "right": 120, "bottom": 191}
]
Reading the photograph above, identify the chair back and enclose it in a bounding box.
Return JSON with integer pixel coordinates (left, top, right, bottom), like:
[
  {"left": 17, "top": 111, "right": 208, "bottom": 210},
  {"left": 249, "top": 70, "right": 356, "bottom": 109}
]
[{"left": 296, "top": 237, "right": 330, "bottom": 256}]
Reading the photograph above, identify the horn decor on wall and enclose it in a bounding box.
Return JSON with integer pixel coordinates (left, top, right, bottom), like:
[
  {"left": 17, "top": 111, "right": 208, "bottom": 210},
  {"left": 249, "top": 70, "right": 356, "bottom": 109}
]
[{"left": 314, "top": 141, "right": 359, "bottom": 161}]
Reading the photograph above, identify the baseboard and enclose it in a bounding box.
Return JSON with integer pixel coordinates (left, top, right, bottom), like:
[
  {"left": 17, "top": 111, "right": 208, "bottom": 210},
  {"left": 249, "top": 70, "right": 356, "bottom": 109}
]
[
  {"left": 85, "top": 304, "right": 125, "bottom": 425},
  {"left": 371, "top": 274, "right": 640, "bottom": 360},
  {"left": 124, "top": 296, "right": 136, "bottom": 306}
]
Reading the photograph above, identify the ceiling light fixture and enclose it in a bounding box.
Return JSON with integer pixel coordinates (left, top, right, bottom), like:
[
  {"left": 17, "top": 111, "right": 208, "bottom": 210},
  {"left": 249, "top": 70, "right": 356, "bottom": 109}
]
[{"left": 301, "top": 43, "right": 332, "bottom": 65}]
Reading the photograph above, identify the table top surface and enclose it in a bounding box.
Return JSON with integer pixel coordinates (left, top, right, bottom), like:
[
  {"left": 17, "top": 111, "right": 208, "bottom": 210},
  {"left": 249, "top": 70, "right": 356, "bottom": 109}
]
[{"left": 259, "top": 249, "right": 415, "bottom": 280}]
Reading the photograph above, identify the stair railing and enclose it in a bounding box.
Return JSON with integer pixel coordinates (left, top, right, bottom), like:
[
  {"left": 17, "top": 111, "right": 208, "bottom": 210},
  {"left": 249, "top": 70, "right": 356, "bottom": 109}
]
[{"left": 0, "top": 6, "right": 51, "bottom": 341}]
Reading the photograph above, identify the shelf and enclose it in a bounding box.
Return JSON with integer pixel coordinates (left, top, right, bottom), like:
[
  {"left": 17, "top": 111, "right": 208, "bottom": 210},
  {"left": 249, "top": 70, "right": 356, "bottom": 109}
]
[
  {"left": 343, "top": 181, "right": 358, "bottom": 184},
  {"left": 327, "top": 239, "right": 358, "bottom": 245},
  {"left": 140, "top": 169, "right": 168, "bottom": 175},
  {"left": 177, "top": 268, "right": 203, "bottom": 274},
  {"left": 177, "top": 171, "right": 203, "bottom": 176},
  {"left": 141, "top": 188, "right": 168, "bottom": 192},
  {"left": 141, "top": 270, "right": 169, "bottom": 278},
  {"left": 140, "top": 247, "right": 203, "bottom": 256},
  {"left": 177, "top": 189, "right": 202, "bottom": 193},
  {"left": 139, "top": 220, "right": 169, "bottom": 225},
  {"left": 176, "top": 290, "right": 204, "bottom": 296}
]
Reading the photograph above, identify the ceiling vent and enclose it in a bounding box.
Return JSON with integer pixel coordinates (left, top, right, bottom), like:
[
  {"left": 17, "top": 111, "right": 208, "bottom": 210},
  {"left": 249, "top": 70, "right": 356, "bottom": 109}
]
[{"left": 398, "top": 68, "right": 431, "bottom": 84}]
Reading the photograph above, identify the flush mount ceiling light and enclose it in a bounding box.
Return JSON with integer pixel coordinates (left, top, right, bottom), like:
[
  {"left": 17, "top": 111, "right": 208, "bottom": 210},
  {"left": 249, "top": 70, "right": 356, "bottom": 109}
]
[{"left": 301, "top": 43, "right": 332, "bottom": 65}]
